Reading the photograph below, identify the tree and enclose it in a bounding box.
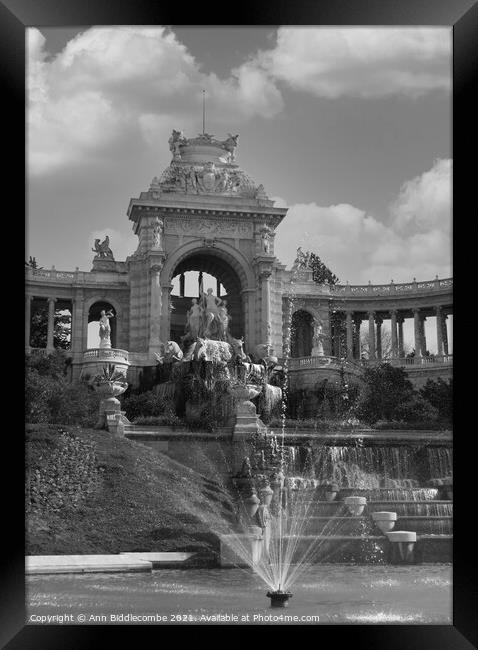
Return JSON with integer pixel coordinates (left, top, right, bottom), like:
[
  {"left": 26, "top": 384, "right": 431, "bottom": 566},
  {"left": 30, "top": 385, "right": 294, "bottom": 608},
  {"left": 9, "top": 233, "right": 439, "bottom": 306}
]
[
  {"left": 356, "top": 363, "right": 415, "bottom": 423},
  {"left": 360, "top": 330, "right": 412, "bottom": 360},
  {"left": 419, "top": 378, "right": 452, "bottom": 421},
  {"left": 29, "top": 306, "right": 72, "bottom": 350},
  {"left": 307, "top": 252, "right": 340, "bottom": 285}
]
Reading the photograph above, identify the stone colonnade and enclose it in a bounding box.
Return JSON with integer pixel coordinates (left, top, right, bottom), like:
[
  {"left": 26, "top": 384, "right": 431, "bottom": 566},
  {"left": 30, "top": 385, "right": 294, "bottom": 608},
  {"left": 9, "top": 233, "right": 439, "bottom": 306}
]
[
  {"left": 25, "top": 295, "right": 76, "bottom": 353},
  {"left": 336, "top": 306, "right": 451, "bottom": 360}
]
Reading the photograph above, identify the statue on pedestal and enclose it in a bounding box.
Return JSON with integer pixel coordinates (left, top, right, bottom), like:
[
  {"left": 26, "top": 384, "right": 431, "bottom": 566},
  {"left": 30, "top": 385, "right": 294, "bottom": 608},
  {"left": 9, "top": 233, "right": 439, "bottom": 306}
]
[
  {"left": 311, "top": 320, "right": 326, "bottom": 357},
  {"left": 186, "top": 298, "right": 203, "bottom": 339},
  {"left": 99, "top": 309, "right": 114, "bottom": 349},
  {"left": 201, "top": 287, "right": 222, "bottom": 338},
  {"left": 152, "top": 218, "right": 164, "bottom": 248},
  {"left": 261, "top": 225, "right": 272, "bottom": 254},
  {"left": 216, "top": 300, "right": 230, "bottom": 341},
  {"left": 168, "top": 129, "right": 185, "bottom": 160},
  {"left": 92, "top": 236, "right": 114, "bottom": 260}
]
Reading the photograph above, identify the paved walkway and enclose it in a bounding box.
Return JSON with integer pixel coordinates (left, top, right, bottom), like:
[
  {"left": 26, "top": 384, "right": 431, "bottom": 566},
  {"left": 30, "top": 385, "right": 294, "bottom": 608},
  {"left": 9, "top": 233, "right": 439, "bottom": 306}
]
[{"left": 26, "top": 552, "right": 195, "bottom": 574}]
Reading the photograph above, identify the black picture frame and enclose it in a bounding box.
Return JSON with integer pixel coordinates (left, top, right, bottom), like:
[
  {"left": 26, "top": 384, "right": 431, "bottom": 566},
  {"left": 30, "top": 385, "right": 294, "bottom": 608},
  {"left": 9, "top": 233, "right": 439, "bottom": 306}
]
[{"left": 4, "top": 0, "right": 476, "bottom": 646}]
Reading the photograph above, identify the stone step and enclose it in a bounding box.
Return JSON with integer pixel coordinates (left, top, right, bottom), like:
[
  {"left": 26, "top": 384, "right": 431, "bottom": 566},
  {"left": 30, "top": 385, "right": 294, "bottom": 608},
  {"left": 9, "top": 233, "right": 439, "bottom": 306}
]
[
  {"left": 26, "top": 554, "right": 153, "bottom": 575},
  {"left": 396, "top": 516, "right": 452, "bottom": 534}
]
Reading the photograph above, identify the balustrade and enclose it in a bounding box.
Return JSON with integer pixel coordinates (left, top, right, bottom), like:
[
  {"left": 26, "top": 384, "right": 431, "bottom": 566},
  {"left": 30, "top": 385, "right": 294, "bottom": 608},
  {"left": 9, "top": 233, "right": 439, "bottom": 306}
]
[{"left": 83, "top": 348, "right": 129, "bottom": 362}]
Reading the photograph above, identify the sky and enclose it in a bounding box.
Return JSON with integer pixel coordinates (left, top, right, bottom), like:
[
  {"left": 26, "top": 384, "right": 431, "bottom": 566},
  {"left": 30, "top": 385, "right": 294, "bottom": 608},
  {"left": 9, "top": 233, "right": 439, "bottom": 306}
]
[{"left": 26, "top": 25, "right": 452, "bottom": 288}]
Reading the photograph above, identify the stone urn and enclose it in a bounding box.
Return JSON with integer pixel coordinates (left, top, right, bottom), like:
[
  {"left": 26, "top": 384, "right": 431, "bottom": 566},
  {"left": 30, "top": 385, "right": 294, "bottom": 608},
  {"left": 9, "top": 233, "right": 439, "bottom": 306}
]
[
  {"left": 344, "top": 496, "right": 367, "bottom": 516},
  {"left": 372, "top": 511, "right": 397, "bottom": 533},
  {"left": 325, "top": 483, "right": 339, "bottom": 502},
  {"left": 386, "top": 530, "right": 417, "bottom": 564},
  {"left": 229, "top": 382, "right": 262, "bottom": 439},
  {"left": 244, "top": 493, "right": 261, "bottom": 519},
  {"left": 92, "top": 376, "right": 129, "bottom": 431},
  {"left": 259, "top": 485, "right": 274, "bottom": 507}
]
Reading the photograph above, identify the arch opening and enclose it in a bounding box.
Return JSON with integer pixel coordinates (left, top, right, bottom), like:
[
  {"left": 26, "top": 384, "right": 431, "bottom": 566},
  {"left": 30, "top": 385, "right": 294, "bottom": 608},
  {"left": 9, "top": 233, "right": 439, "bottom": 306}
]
[
  {"left": 170, "top": 250, "right": 245, "bottom": 343},
  {"left": 87, "top": 301, "right": 117, "bottom": 348},
  {"left": 291, "top": 310, "right": 313, "bottom": 358}
]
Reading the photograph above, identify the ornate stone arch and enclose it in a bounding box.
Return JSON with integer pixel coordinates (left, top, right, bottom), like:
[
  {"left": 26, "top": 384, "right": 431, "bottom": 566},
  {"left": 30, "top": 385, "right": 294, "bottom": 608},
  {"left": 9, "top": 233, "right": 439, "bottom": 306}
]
[
  {"left": 162, "top": 238, "right": 256, "bottom": 290},
  {"left": 161, "top": 239, "right": 257, "bottom": 346}
]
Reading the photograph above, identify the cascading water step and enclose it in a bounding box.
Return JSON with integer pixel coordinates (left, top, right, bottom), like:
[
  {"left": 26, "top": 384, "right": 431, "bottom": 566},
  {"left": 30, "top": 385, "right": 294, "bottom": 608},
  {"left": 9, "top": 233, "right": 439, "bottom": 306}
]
[{"left": 367, "top": 500, "right": 453, "bottom": 516}]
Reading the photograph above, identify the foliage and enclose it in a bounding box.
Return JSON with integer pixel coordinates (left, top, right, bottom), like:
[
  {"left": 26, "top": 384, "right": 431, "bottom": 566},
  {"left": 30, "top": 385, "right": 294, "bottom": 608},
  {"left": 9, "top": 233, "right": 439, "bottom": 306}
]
[
  {"left": 355, "top": 364, "right": 415, "bottom": 424},
  {"left": 25, "top": 350, "right": 100, "bottom": 426},
  {"left": 26, "top": 349, "right": 71, "bottom": 378},
  {"left": 26, "top": 429, "right": 102, "bottom": 514},
  {"left": 122, "top": 390, "right": 173, "bottom": 421},
  {"left": 393, "top": 393, "right": 439, "bottom": 423},
  {"left": 307, "top": 252, "right": 340, "bottom": 285},
  {"left": 419, "top": 378, "right": 452, "bottom": 421},
  {"left": 29, "top": 306, "right": 72, "bottom": 350},
  {"left": 359, "top": 330, "right": 412, "bottom": 360},
  {"left": 25, "top": 424, "right": 236, "bottom": 555}
]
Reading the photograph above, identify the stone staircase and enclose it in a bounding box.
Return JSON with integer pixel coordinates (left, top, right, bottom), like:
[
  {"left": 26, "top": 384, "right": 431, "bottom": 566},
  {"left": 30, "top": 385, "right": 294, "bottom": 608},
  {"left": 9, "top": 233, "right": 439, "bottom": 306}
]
[{"left": 281, "top": 486, "right": 453, "bottom": 563}]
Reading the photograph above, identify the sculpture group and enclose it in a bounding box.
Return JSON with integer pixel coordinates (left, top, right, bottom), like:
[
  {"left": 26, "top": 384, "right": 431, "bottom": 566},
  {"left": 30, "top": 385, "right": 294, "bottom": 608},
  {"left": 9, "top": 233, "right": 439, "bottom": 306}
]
[{"left": 185, "top": 288, "right": 230, "bottom": 341}]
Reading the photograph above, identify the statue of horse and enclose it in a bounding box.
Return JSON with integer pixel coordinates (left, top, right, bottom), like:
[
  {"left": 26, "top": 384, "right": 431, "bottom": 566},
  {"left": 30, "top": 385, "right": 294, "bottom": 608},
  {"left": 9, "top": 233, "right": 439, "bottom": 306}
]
[{"left": 155, "top": 340, "right": 183, "bottom": 364}]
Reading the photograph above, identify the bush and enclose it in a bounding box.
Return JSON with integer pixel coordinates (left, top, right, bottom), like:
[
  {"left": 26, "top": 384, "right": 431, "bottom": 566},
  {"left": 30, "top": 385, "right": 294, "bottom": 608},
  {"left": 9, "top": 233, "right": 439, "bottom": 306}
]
[
  {"left": 393, "top": 393, "right": 439, "bottom": 423},
  {"left": 133, "top": 414, "right": 184, "bottom": 427},
  {"left": 356, "top": 364, "right": 416, "bottom": 424},
  {"left": 419, "top": 378, "right": 452, "bottom": 421},
  {"left": 122, "top": 390, "right": 172, "bottom": 421}
]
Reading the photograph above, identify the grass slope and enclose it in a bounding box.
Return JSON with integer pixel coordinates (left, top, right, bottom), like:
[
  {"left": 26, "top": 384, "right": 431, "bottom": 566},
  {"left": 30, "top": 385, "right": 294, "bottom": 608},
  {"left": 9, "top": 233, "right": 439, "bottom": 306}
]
[{"left": 26, "top": 425, "right": 236, "bottom": 558}]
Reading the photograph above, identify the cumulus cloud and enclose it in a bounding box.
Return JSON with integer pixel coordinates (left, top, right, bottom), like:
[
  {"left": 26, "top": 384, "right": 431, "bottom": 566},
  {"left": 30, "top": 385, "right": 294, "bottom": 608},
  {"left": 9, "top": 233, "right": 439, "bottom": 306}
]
[
  {"left": 390, "top": 158, "right": 452, "bottom": 235},
  {"left": 274, "top": 158, "right": 452, "bottom": 283},
  {"left": 254, "top": 27, "right": 451, "bottom": 98},
  {"left": 27, "top": 26, "right": 283, "bottom": 176},
  {"left": 27, "top": 26, "right": 450, "bottom": 177}
]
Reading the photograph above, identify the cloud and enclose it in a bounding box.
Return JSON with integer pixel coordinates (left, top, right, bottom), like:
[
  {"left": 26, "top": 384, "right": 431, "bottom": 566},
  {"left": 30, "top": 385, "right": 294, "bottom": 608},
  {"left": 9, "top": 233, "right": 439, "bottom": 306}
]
[
  {"left": 274, "top": 158, "right": 452, "bottom": 283},
  {"left": 390, "top": 158, "right": 452, "bottom": 235},
  {"left": 27, "top": 26, "right": 283, "bottom": 176},
  {"left": 27, "top": 26, "right": 450, "bottom": 177},
  {"left": 254, "top": 27, "right": 451, "bottom": 98}
]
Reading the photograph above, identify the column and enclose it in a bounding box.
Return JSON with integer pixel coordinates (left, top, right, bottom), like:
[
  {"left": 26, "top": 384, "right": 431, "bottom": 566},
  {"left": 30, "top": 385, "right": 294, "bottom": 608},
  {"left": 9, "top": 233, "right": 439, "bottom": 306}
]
[
  {"left": 420, "top": 315, "right": 427, "bottom": 356},
  {"left": 346, "top": 311, "right": 353, "bottom": 359},
  {"left": 260, "top": 270, "right": 272, "bottom": 345},
  {"left": 179, "top": 273, "right": 185, "bottom": 297},
  {"left": 160, "top": 283, "right": 173, "bottom": 342},
  {"left": 397, "top": 315, "right": 405, "bottom": 358},
  {"left": 353, "top": 316, "right": 362, "bottom": 359},
  {"left": 413, "top": 309, "right": 422, "bottom": 358},
  {"left": 435, "top": 306, "right": 443, "bottom": 356},
  {"left": 368, "top": 311, "right": 376, "bottom": 360},
  {"left": 71, "top": 289, "right": 85, "bottom": 354},
  {"left": 375, "top": 315, "right": 383, "bottom": 359},
  {"left": 442, "top": 314, "right": 449, "bottom": 355},
  {"left": 390, "top": 310, "right": 398, "bottom": 358},
  {"left": 25, "top": 295, "right": 33, "bottom": 349},
  {"left": 46, "top": 297, "right": 56, "bottom": 352},
  {"left": 216, "top": 278, "right": 221, "bottom": 298},
  {"left": 149, "top": 264, "right": 162, "bottom": 352}
]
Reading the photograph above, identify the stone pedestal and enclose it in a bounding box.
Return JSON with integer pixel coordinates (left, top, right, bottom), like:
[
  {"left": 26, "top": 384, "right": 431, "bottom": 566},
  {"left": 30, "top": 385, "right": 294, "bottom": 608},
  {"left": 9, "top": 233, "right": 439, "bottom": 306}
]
[
  {"left": 219, "top": 529, "right": 264, "bottom": 567},
  {"left": 230, "top": 383, "right": 262, "bottom": 440},
  {"left": 81, "top": 347, "right": 130, "bottom": 432},
  {"left": 94, "top": 382, "right": 129, "bottom": 431}
]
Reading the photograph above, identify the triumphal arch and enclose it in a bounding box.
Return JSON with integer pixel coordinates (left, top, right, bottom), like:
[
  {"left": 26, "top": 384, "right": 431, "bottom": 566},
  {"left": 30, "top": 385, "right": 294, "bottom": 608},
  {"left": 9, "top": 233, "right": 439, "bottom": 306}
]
[{"left": 26, "top": 130, "right": 453, "bottom": 389}]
